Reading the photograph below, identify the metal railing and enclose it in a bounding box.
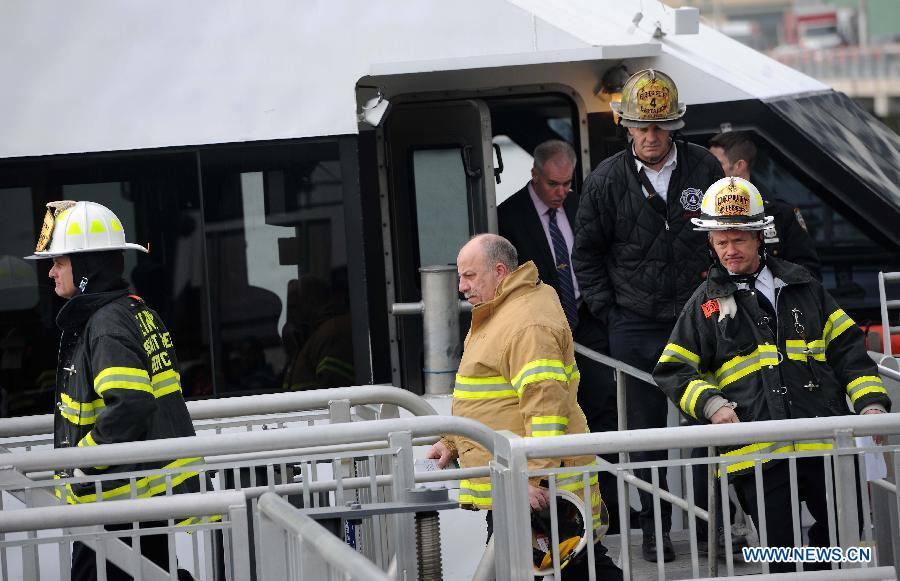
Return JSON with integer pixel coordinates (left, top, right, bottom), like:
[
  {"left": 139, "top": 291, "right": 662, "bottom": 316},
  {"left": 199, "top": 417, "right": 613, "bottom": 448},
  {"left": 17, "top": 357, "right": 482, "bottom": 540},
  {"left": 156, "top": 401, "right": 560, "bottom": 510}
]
[
  {"left": 0, "top": 384, "right": 438, "bottom": 441},
  {"left": 879, "top": 271, "right": 900, "bottom": 359},
  {"left": 0, "top": 490, "right": 250, "bottom": 581},
  {"left": 256, "top": 492, "right": 394, "bottom": 581},
  {"left": 772, "top": 44, "right": 900, "bottom": 81},
  {"left": 490, "top": 413, "right": 900, "bottom": 581},
  {"left": 0, "top": 415, "right": 495, "bottom": 581}
]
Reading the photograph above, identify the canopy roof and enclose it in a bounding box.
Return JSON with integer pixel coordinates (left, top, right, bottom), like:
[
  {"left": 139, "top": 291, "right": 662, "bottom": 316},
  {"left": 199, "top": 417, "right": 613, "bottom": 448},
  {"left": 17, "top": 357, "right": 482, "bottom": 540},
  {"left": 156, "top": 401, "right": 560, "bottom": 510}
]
[{"left": 0, "top": 0, "right": 827, "bottom": 159}]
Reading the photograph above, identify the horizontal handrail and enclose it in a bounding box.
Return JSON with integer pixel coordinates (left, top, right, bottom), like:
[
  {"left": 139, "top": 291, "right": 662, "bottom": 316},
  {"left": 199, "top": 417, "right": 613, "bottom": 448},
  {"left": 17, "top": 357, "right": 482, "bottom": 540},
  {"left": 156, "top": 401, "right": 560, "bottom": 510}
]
[
  {"left": 516, "top": 414, "right": 900, "bottom": 460},
  {"left": 1, "top": 416, "right": 496, "bottom": 473},
  {"left": 0, "top": 385, "right": 438, "bottom": 438},
  {"left": 0, "top": 490, "right": 245, "bottom": 533},
  {"left": 574, "top": 342, "right": 654, "bottom": 384},
  {"left": 258, "top": 492, "right": 394, "bottom": 581}
]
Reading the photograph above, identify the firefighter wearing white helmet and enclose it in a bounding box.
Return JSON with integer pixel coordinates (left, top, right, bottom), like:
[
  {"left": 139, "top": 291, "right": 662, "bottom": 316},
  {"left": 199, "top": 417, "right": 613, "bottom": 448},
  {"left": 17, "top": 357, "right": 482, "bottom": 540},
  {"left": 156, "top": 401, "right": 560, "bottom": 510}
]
[
  {"left": 692, "top": 177, "right": 774, "bottom": 232},
  {"left": 573, "top": 68, "right": 724, "bottom": 562},
  {"left": 26, "top": 200, "right": 200, "bottom": 580},
  {"left": 654, "top": 177, "right": 890, "bottom": 573}
]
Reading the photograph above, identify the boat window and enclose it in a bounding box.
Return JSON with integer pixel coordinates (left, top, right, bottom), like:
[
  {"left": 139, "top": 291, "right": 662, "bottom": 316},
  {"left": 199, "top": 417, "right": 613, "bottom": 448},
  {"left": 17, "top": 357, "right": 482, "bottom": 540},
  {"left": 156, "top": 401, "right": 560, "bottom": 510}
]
[
  {"left": 411, "top": 148, "right": 470, "bottom": 267},
  {"left": 0, "top": 153, "right": 206, "bottom": 413},
  {"left": 200, "top": 141, "right": 354, "bottom": 395},
  {"left": 752, "top": 146, "right": 900, "bottom": 319}
]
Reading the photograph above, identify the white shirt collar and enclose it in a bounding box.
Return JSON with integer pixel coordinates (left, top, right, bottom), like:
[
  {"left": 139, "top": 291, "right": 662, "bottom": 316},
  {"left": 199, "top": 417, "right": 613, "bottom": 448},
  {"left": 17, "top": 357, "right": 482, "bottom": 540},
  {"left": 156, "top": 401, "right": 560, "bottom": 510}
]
[
  {"left": 527, "top": 182, "right": 553, "bottom": 215},
  {"left": 633, "top": 142, "right": 678, "bottom": 174}
]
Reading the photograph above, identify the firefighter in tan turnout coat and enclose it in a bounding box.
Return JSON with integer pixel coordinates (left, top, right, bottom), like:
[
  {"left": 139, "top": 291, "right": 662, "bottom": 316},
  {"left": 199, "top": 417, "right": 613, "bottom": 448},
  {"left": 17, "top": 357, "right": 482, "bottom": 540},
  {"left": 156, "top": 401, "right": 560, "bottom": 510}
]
[{"left": 427, "top": 234, "right": 622, "bottom": 579}]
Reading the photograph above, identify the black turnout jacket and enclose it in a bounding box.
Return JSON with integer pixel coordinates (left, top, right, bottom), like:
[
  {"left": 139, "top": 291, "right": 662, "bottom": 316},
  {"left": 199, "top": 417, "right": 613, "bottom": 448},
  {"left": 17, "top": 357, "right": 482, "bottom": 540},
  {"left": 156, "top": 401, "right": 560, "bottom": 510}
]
[
  {"left": 653, "top": 258, "right": 890, "bottom": 476},
  {"left": 54, "top": 290, "right": 201, "bottom": 512}
]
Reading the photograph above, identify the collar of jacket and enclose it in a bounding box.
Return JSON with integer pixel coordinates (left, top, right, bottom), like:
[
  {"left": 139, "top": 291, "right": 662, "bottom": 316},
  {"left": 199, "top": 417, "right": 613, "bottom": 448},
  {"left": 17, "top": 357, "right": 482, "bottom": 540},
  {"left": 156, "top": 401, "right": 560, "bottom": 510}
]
[
  {"left": 705, "top": 256, "right": 813, "bottom": 299},
  {"left": 471, "top": 261, "right": 540, "bottom": 327},
  {"left": 56, "top": 289, "right": 130, "bottom": 331},
  {"left": 624, "top": 136, "right": 690, "bottom": 184}
]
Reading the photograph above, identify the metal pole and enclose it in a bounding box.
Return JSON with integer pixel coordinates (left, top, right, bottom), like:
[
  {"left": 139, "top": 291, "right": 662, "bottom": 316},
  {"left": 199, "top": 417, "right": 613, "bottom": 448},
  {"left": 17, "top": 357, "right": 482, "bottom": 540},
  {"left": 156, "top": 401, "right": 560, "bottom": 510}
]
[
  {"left": 420, "top": 265, "right": 463, "bottom": 395},
  {"left": 834, "top": 429, "right": 862, "bottom": 557}
]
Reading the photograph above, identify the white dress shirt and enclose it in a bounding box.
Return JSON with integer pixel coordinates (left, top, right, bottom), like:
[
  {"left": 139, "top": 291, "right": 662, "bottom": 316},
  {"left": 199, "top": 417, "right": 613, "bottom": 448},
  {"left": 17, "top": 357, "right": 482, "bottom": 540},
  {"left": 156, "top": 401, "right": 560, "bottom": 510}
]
[
  {"left": 528, "top": 183, "right": 580, "bottom": 300},
  {"left": 732, "top": 265, "right": 777, "bottom": 312},
  {"left": 634, "top": 143, "right": 678, "bottom": 201}
]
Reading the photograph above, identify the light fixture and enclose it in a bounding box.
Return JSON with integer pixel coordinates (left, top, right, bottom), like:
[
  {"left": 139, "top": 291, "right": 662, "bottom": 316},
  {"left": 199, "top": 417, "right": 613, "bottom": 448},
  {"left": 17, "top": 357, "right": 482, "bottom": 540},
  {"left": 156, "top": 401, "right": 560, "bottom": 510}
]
[{"left": 358, "top": 91, "right": 391, "bottom": 127}]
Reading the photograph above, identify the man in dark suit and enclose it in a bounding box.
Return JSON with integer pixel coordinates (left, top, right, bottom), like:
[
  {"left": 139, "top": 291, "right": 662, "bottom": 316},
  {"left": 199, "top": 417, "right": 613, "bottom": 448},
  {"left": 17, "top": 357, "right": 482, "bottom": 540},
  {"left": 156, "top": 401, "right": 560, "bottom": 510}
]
[{"left": 498, "top": 139, "right": 623, "bottom": 532}]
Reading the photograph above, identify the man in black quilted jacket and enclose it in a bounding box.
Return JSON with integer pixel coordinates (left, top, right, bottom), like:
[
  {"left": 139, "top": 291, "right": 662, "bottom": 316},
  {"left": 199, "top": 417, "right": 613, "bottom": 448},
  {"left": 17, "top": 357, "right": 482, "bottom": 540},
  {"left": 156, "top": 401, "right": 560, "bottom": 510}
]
[{"left": 572, "top": 69, "right": 724, "bottom": 562}]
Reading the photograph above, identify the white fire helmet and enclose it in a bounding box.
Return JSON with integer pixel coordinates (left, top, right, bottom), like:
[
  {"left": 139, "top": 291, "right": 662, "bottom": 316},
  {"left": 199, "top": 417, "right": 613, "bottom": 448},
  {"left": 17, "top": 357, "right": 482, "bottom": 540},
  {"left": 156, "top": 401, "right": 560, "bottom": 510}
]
[
  {"left": 24, "top": 201, "right": 148, "bottom": 260},
  {"left": 691, "top": 177, "right": 774, "bottom": 232},
  {"left": 531, "top": 489, "right": 609, "bottom": 575}
]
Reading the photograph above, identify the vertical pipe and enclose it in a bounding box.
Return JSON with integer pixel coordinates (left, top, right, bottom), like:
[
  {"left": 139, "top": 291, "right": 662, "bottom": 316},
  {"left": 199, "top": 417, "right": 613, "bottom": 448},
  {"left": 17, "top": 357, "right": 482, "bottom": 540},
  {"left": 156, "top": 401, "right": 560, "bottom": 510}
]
[
  {"left": 420, "top": 266, "right": 462, "bottom": 395},
  {"left": 834, "top": 429, "right": 862, "bottom": 559}
]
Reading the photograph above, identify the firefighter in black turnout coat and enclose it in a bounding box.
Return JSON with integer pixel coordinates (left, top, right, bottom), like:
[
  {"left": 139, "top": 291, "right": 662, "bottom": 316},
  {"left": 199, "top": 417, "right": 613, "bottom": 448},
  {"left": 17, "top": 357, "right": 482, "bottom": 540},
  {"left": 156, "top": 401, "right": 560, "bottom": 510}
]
[
  {"left": 653, "top": 178, "right": 890, "bottom": 572},
  {"left": 26, "top": 200, "right": 200, "bottom": 581}
]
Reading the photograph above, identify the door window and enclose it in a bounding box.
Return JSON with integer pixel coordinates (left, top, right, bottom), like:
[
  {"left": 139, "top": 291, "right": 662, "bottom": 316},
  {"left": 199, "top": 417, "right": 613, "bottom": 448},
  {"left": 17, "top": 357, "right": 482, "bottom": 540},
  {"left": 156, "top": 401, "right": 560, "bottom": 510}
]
[{"left": 412, "top": 148, "right": 470, "bottom": 267}]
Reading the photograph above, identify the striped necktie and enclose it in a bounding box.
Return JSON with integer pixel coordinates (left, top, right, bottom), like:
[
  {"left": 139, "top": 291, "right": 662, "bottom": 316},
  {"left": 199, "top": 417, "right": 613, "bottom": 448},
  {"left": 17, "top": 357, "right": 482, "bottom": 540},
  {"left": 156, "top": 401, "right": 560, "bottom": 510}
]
[{"left": 548, "top": 208, "right": 579, "bottom": 330}]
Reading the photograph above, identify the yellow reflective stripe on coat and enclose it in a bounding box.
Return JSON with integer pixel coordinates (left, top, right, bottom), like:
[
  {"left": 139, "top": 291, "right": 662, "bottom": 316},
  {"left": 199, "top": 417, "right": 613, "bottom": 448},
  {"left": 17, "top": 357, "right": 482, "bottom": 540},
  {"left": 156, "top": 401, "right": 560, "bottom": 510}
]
[
  {"left": 715, "top": 345, "right": 779, "bottom": 388},
  {"left": 531, "top": 415, "right": 569, "bottom": 437},
  {"left": 58, "top": 393, "right": 105, "bottom": 425},
  {"left": 659, "top": 343, "right": 700, "bottom": 370},
  {"left": 823, "top": 309, "right": 854, "bottom": 347},
  {"left": 718, "top": 440, "right": 834, "bottom": 475},
  {"left": 77, "top": 431, "right": 98, "bottom": 448},
  {"left": 151, "top": 369, "right": 183, "bottom": 398},
  {"left": 316, "top": 356, "right": 354, "bottom": 381},
  {"left": 846, "top": 375, "right": 887, "bottom": 404},
  {"left": 680, "top": 379, "right": 718, "bottom": 419},
  {"left": 459, "top": 479, "right": 492, "bottom": 507},
  {"left": 785, "top": 339, "right": 827, "bottom": 362},
  {"left": 453, "top": 375, "right": 516, "bottom": 399},
  {"left": 60, "top": 457, "right": 203, "bottom": 504},
  {"left": 94, "top": 367, "right": 153, "bottom": 396},
  {"left": 512, "top": 359, "right": 570, "bottom": 396}
]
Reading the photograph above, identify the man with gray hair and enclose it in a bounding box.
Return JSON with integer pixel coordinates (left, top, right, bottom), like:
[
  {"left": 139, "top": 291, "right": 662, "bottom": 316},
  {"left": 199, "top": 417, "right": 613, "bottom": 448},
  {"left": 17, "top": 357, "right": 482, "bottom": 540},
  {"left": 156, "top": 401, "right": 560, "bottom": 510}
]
[{"left": 427, "top": 234, "right": 622, "bottom": 579}]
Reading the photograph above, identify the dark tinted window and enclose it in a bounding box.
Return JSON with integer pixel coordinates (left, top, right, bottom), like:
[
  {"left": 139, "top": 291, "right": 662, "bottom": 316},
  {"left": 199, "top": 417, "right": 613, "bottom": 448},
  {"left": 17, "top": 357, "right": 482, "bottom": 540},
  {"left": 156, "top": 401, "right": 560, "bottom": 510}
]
[
  {"left": 0, "top": 138, "right": 360, "bottom": 416},
  {"left": 200, "top": 142, "right": 354, "bottom": 395},
  {"left": 751, "top": 145, "right": 900, "bottom": 320},
  {"left": 0, "top": 153, "right": 205, "bottom": 414}
]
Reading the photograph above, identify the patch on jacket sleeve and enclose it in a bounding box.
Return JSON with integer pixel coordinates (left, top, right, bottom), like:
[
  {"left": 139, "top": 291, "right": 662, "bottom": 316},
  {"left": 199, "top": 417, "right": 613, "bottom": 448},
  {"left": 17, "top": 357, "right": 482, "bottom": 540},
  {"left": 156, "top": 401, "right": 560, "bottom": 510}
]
[{"left": 701, "top": 299, "right": 719, "bottom": 318}]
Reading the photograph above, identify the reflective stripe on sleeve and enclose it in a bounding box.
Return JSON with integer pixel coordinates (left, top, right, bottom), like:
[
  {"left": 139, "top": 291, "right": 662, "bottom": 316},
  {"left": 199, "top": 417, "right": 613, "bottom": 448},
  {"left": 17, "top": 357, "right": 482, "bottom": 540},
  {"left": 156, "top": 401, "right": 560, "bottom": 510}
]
[
  {"left": 151, "top": 369, "right": 183, "bottom": 398},
  {"left": 846, "top": 375, "right": 887, "bottom": 404},
  {"left": 453, "top": 375, "right": 517, "bottom": 399},
  {"left": 512, "top": 359, "right": 569, "bottom": 396},
  {"left": 658, "top": 343, "right": 700, "bottom": 370},
  {"left": 94, "top": 367, "right": 153, "bottom": 396},
  {"left": 531, "top": 415, "right": 569, "bottom": 437},
  {"left": 459, "top": 479, "right": 492, "bottom": 508},
  {"left": 715, "top": 345, "right": 779, "bottom": 388},
  {"left": 823, "top": 309, "right": 855, "bottom": 347},
  {"left": 680, "top": 378, "right": 718, "bottom": 419}
]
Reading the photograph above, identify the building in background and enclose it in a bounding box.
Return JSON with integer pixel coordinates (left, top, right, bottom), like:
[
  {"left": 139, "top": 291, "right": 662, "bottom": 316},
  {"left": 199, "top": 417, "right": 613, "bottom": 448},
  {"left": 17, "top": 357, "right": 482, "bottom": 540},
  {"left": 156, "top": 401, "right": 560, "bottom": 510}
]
[{"left": 670, "top": 0, "right": 900, "bottom": 128}]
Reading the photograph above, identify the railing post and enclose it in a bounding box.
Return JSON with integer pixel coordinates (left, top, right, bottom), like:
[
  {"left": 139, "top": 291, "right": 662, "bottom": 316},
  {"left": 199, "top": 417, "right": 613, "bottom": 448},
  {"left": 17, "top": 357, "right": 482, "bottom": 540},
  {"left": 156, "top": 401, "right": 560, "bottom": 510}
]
[
  {"left": 227, "top": 500, "right": 253, "bottom": 581},
  {"left": 389, "top": 431, "right": 417, "bottom": 581},
  {"left": 490, "top": 434, "right": 532, "bottom": 581},
  {"left": 834, "top": 428, "right": 862, "bottom": 558}
]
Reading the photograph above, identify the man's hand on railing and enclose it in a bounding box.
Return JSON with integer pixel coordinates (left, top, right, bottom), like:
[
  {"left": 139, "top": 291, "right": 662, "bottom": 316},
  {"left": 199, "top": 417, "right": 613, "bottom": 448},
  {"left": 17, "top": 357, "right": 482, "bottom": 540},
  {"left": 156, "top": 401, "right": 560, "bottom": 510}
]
[
  {"left": 529, "top": 485, "right": 550, "bottom": 511},
  {"left": 710, "top": 405, "right": 739, "bottom": 425},
  {"left": 862, "top": 408, "right": 887, "bottom": 445},
  {"left": 426, "top": 441, "right": 453, "bottom": 468}
]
